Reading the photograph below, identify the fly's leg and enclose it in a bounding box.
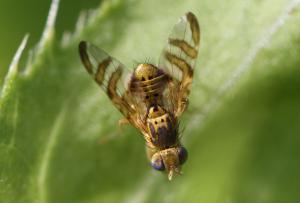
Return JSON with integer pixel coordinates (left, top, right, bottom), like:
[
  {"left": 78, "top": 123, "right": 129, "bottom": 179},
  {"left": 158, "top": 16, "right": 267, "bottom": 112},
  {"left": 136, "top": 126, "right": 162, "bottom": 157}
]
[
  {"left": 145, "top": 145, "right": 157, "bottom": 161},
  {"left": 98, "top": 117, "right": 130, "bottom": 144},
  {"left": 98, "top": 132, "right": 119, "bottom": 144},
  {"left": 118, "top": 118, "right": 130, "bottom": 126}
]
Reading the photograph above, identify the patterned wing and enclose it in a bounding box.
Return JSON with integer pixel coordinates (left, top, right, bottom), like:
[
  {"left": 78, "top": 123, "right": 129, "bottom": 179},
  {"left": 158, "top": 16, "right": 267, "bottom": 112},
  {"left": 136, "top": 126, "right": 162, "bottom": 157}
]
[
  {"left": 158, "top": 12, "right": 200, "bottom": 117},
  {"left": 79, "top": 41, "right": 135, "bottom": 119}
]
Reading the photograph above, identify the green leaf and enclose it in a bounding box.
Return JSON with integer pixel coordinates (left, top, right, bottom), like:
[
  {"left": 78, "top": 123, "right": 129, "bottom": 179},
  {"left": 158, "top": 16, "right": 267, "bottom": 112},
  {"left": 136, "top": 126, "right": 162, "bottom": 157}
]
[{"left": 1, "top": 0, "right": 300, "bottom": 202}]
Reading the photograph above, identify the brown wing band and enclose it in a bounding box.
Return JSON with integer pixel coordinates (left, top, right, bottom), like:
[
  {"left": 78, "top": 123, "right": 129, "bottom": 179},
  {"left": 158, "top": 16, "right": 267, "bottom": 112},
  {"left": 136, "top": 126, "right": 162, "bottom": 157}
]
[
  {"left": 164, "top": 52, "right": 193, "bottom": 79},
  {"left": 169, "top": 38, "right": 198, "bottom": 59},
  {"left": 79, "top": 41, "right": 94, "bottom": 74},
  {"left": 95, "top": 57, "right": 112, "bottom": 85},
  {"left": 186, "top": 12, "right": 200, "bottom": 45},
  {"left": 107, "top": 67, "right": 122, "bottom": 99},
  {"left": 107, "top": 67, "right": 131, "bottom": 116}
]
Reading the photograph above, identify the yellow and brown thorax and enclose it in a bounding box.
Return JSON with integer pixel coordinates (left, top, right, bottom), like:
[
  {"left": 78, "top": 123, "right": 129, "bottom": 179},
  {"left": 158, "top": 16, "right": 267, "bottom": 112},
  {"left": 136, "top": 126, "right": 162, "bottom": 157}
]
[{"left": 146, "top": 105, "right": 179, "bottom": 149}]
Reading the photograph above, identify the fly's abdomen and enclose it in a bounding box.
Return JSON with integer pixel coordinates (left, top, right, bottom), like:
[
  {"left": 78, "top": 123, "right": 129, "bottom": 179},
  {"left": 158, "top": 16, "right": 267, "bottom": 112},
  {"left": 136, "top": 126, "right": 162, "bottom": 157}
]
[{"left": 129, "top": 64, "right": 169, "bottom": 107}]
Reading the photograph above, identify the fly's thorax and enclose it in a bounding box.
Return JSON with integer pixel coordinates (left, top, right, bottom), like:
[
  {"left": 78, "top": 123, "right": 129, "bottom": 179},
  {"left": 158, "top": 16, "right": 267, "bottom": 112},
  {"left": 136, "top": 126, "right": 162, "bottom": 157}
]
[
  {"left": 149, "top": 146, "right": 188, "bottom": 180},
  {"left": 147, "top": 105, "right": 166, "bottom": 118},
  {"left": 147, "top": 106, "right": 178, "bottom": 148}
]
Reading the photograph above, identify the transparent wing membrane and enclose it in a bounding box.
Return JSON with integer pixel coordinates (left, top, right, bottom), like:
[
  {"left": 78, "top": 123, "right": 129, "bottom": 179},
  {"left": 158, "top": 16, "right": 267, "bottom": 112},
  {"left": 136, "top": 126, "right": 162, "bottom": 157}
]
[
  {"left": 79, "top": 41, "right": 150, "bottom": 136},
  {"left": 158, "top": 12, "right": 200, "bottom": 117},
  {"left": 79, "top": 41, "right": 133, "bottom": 117}
]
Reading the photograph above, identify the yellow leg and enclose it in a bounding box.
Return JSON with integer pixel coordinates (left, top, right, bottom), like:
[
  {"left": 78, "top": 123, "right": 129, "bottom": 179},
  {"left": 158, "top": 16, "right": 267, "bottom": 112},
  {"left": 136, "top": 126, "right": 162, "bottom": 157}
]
[
  {"left": 98, "top": 118, "right": 130, "bottom": 144},
  {"left": 145, "top": 145, "right": 157, "bottom": 161},
  {"left": 118, "top": 118, "right": 130, "bottom": 126}
]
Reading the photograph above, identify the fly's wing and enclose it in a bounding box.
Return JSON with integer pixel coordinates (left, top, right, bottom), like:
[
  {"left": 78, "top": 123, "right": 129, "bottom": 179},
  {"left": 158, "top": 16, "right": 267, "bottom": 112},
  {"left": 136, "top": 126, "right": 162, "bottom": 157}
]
[
  {"left": 158, "top": 12, "right": 200, "bottom": 118},
  {"left": 79, "top": 41, "right": 135, "bottom": 120}
]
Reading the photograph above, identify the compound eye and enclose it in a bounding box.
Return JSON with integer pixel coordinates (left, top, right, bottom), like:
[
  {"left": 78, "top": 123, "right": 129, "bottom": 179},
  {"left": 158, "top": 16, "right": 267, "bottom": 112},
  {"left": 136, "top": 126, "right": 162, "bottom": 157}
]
[
  {"left": 178, "top": 146, "right": 188, "bottom": 165},
  {"left": 151, "top": 154, "right": 165, "bottom": 171}
]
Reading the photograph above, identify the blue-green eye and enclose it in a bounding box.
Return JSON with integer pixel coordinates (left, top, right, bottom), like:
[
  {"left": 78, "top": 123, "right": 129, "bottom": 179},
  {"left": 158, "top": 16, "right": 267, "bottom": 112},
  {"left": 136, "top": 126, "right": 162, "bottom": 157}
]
[
  {"left": 151, "top": 155, "right": 165, "bottom": 171},
  {"left": 178, "top": 146, "right": 188, "bottom": 165}
]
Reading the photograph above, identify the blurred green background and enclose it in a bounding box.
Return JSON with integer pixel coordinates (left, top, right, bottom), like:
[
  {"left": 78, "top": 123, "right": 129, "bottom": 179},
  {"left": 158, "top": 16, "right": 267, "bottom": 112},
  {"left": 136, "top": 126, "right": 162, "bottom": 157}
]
[
  {"left": 0, "top": 0, "right": 100, "bottom": 84},
  {"left": 1, "top": 0, "right": 300, "bottom": 203}
]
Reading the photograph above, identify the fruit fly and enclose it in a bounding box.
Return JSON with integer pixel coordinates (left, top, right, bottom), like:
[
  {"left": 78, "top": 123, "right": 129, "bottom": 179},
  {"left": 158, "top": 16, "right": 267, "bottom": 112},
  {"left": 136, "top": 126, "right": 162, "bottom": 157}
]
[{"left": 79, "top": 12, "right": 200, "bottom": 180}]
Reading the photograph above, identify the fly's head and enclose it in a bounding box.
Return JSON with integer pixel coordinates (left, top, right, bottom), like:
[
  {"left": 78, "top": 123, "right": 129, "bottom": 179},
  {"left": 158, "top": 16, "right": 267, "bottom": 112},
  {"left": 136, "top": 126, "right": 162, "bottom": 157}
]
[{"left": 150, "top": 146, "right": 188, "bottom": 180}]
